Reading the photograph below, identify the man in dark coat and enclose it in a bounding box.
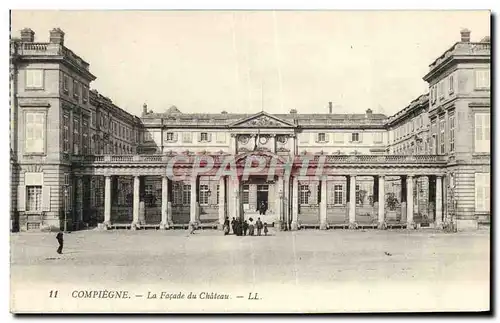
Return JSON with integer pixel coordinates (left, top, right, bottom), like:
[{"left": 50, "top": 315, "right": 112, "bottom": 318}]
[
  {"left": 231, "top": 217, "right": 236, "bottom": 235},
  {"left": 259, "top": 201, "right": 267, "bottom": 215},
  {"left": 243, "top": 220, "right": 249, "bottom": 236},
  {"left": 56, "top": 231, "right": 64, "bottom": 254},
  {"left": 256, "top": 217, "right": 263, "bottom": 236}
]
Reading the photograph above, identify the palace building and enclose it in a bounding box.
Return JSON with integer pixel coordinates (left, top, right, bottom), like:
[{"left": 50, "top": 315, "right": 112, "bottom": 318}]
[{"left": 9, "top": 28, "right": 490, "bottom": 232}]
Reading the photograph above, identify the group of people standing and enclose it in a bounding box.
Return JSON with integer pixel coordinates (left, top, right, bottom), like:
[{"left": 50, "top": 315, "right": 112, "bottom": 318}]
[{"left": 223, "top": 217, "right": 268, "bottom": 236}]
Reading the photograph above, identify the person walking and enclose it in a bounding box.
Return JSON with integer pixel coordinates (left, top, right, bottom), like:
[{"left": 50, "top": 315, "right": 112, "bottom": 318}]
[
  {"left": 56, "top": 230, "right": 64, "bottom": 254},
  {"left": 248, "top": 218, "right": 255, "bottom": 236},
  {"left": 231, "top": 217, "right": 236, "bottom": 235},
  {"left": 256, "top": 217, "right": 263, "bottom": 236},
  {"left": 243, "top": 220, "right": 249, "bottom": 236},
  {"left": 223, "top": 217, "right": 230, "bottom": 235},
  {"left": 263, "top": 222, "right": 269, "bottom": 236}
]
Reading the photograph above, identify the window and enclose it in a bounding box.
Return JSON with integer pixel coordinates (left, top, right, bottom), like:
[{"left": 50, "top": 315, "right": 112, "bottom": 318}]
[
  {"left": 63, "top": 113, "right": 70, "bottom": 153},
  {"left": 73, "top": 80, "right": 80, "bottom": 97},
  {"left": 216, "top": 185, "right": 220, "bottom": 203},
  {"left": 448, "top": 75, "right": 454, "bottom": 94},
  {"left": 299, "top": 185, "right": 309, "bottom": 205},
  {"left": 26, "top": 186, "right": 42, "bottom": 211},
  {"left": 199, "top": 184, "right": 210, "bottom": 205},
  {"left": 182, "top": 184, "right": 191, "bottom": 205},
  {"left": 333, "top": 184, "right": 343, "bottom": 205},
  {"left": 355, "top": 185, "right": 361, "bottom": 205},
  {"left": 475, "top": 70, "right": 490, "bottom": 89},
  {"left": 172, "top": 183, "right": 182, "bottom": 205},
  {"left": 166, "top": 132, "right": 174, "bottom": 141},
  {"left": 475, "top": 113, "right": 490, "bottom": 153},
  {"left": 83, "top": 85, "right": 88, "bottom": 102},
  {"left": 438, "top": 81, "right": 444, "bottom": 99},
  {"left": 82, "top": 119, "right": 89, "bottom": 155},
  {"left": 63, "top": 74, "right": 69, "bottom": 92},
  {"left": 24, "top": 112, "right": 45, "bottom": 153},
  {"left": 449, "top": 114, "right": 455, "bottom": 153},
  {"left": 351, "top": 133, "right": 360, "bottom": 142},
  {"left": 26, "top": 70, "right": 44, "bottom": 89},
  {"left": 216, "top": 132, "right": 226, "bottom": 143},
  {"left": 431, "top": 85, "right": 437, "bottom": 103},
  {"left": 475, "top": 173, "right": 490, "bottom": 212},
  {"left": 91, "top": 112, "right": 96, "bottom": 127},
  {"left": 430, "top": 120, "right": 437, "bottom": 154},
  {"left": 73, "top": 118, "right": 80, "bottom": 155},
  {"left": 439, "top": 117, "right": 446, "bottom": 154},
  {"left": 318, "top": 133, "right": 326, "bottom": 142},
  {"left": 373, "top": 132, "right": 383, "bottom": 143},
  {"left": 183, "top": 132, "right": 192, "bottom": 143},
  {"left": 334, "top": 133, "right": 344, "bottom": 143},
  {"left": 200, "top": 132, "right": 209, "bottom": 142},
  {"left": 242, "top": 184, "right": 249, "bottom": 204},
  {"left": 299, "top": 133, "right": 310, "bottom": 144}
]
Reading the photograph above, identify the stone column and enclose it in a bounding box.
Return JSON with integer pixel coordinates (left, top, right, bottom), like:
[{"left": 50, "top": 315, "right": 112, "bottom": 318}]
[
  {"left": 104, "top": 175, "right": 112, "bottom": 227},
  {"left": 349, "top": 175, "right": 356, "bottom": 227},
  {"left": 414, "top": 177, "right": 419, "bottom": 218},
  {"left": 291, "top": 176, "right": 299, "bottom": 230},
  {"left": 275, "top": 176, "right": 283, "bottom": 229},
  {"left": 436, "top": 175, "right": 443, "bottom": 227},
  {"left": 132, "top": 175, "right": 140, "bottom": 229},
  {"left": 230, "top": 134, "right": 237, "bottom": 155},
  {"left": 76, "top": 176, "right": 83, "bottom": 227},
  {"left": 190, "top": 175, "right": 198, "bottom": 225},
  {"left": 284, "top": 175, "right": 291, "bottom": 230},
  {"left": 160, "top": 176, "right": 169, "bottom": 229},
  {"left": 234, "top": 176, "right": 241, "bottom": 221},
  {"left": 320, "top": 176, "right": 328, "bottom": 230},
  {"left": 378, "top": 175, "right": 385, "bottom": 228},
  {"left": 218, "top": 176, "right": 226, "bottom": 230},
  {"left": 406, "top": 175, "right": 414, "bottom": 228}
]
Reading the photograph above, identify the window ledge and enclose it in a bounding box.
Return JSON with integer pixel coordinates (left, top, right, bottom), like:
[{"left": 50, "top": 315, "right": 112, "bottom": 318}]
[{"left": 23, "top": 153, "right": 46, "bottom": 157}]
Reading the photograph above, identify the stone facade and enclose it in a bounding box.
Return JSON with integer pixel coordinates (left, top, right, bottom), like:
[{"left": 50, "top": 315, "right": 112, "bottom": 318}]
[{"left": 10, "top": 28, "right": 490, "bottom": 232}]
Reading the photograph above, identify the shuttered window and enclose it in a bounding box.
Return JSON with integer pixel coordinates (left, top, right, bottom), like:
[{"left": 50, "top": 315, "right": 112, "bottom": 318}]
[
  {"left": 475, "top": 113, "right": 490, "bottom": 153},
  {"left": 475, "top": 70, "right": 490, "bottom": 89},
  {"left": 26, "top": 186, "right": 42, "bottom": 211},
  {"left": 475, "top": 173, "right": 490, "bottom": 212},
  {"left": 25, "top": 112, "right": 45, "bottom": 153},
  {"left": 25, "top": 70, "right": 43, "bottom": 89}
]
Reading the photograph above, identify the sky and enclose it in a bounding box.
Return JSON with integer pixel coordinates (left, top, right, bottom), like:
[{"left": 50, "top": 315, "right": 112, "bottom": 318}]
[{"left": 11, "top": 10, "right": 490, "bottom": 117}]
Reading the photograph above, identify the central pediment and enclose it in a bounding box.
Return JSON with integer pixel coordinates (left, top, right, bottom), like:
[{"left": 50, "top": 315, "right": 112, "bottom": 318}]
[{"left": 229, "top": 111, "right": 296, "bottom": 128}]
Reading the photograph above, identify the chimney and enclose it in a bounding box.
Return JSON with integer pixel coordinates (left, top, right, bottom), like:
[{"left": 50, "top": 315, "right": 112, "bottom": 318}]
[
  {"left": 460, "top": 28, "right": 471, "bottom": 42},
  {"left": 20, "top": 28, "right": 35, "bottom": 42},
  {"left": 49, "top": 28, "right": 65, "bottom": 45},
  {"left": 480, "top": 36, "right": 490, "bottom": 43},
  {"left": 365, "top": 108, "right": 373, "bottom": 118},
  {"left": 328, "top": 102, "right": 333, "bottom": 114},
  {"left": 142, "top": 103, "right": 148, "bottom": 115},
  {"left": 290, "top": 109, "right": 297, "bottom": 114}
]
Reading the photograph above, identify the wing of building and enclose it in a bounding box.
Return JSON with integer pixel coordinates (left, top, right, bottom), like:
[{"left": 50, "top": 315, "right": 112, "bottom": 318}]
[{"left": 9, "top": 28, "right": 490, "bottom": 232}]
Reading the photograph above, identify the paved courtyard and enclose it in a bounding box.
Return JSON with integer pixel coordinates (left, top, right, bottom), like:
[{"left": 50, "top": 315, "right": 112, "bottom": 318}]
[{"left": 10, "top": 228, "right": 490, "bottom": 312}]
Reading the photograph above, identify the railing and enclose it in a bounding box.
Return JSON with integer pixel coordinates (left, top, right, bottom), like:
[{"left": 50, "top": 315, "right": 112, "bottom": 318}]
[
  {"left": 312, "top": 154, "right": 447, "bottom": 164},
  {"left": 73, "top": 154, "right": 448, "bottom": 165},
  {"left": 18, "top": 42, "right": 90, "bottom": 71},
  {"left": 429, "top": 42, "right": 491, "bottom": 70}
]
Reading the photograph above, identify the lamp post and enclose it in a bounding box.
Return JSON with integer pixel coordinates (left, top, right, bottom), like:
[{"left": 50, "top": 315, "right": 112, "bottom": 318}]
[{"left": 63, "top": 186, "right": 68, "bottom": 232}]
